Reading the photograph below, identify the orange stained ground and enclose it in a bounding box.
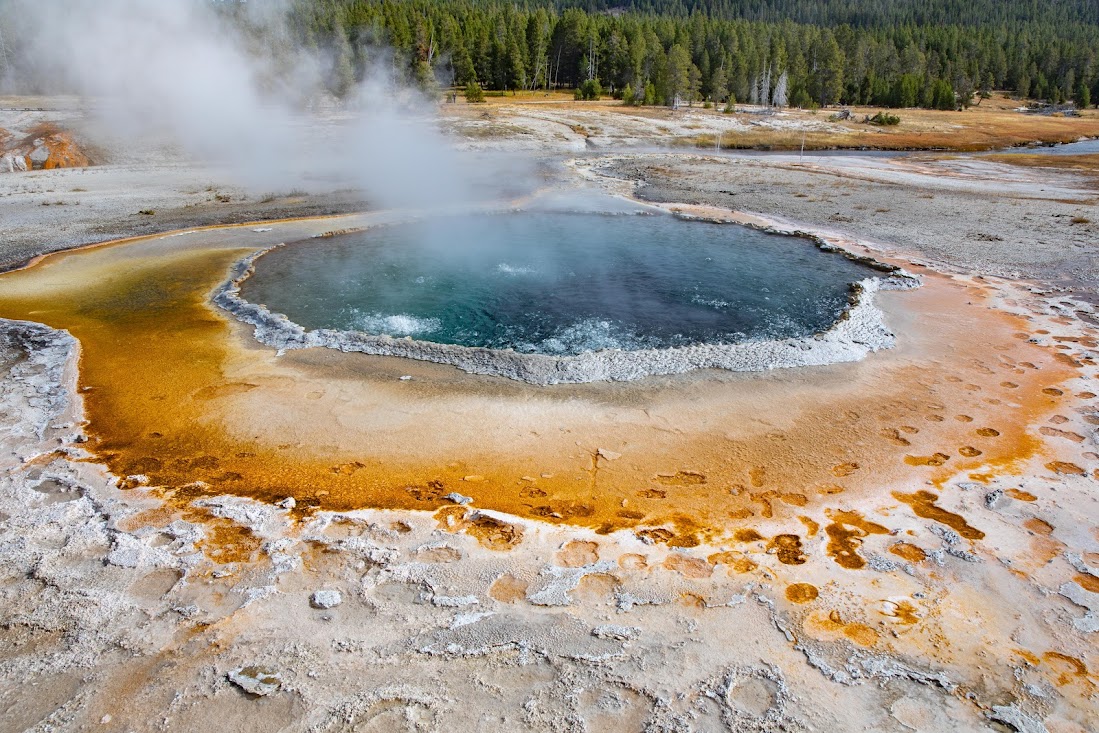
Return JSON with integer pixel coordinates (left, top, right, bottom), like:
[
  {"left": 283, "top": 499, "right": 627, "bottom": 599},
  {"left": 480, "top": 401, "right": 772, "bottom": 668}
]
[{"left": 0, "top": 223, "right": 1082, "bottom": 549}]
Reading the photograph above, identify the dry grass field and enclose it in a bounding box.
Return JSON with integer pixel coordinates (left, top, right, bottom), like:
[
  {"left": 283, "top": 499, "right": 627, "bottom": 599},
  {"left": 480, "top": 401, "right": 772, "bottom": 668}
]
[
  {"left": 452, "top": 90, "right": 1099, "bottom": 151},
  {"left": 982, "top": 152, "right": 1099, "bottom": 187}
]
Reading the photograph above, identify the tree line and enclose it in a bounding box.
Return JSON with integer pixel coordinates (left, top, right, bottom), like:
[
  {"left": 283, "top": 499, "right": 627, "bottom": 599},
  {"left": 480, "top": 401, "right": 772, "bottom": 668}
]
[
  {"left": 551, "top": 0, "right": 1099, "bottom": 28},
  {"left": 284, "top": 0, "right": 1099, "bottom": 109},
  {"left": 2, "top": 0, "right": 1095, "bottom": 110}
]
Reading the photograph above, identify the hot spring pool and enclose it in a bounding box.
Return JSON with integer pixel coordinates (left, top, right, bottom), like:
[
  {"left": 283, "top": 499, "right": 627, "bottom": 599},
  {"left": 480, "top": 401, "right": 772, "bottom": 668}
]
[{"left": 238, "top": 212, "right": 885, "bottom": 357}]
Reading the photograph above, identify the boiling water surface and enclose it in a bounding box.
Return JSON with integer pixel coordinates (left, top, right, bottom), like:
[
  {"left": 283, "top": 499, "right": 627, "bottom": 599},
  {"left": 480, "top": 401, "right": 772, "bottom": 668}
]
[{"left": 241, "top": 212, "right": 881, "bottom": 355}]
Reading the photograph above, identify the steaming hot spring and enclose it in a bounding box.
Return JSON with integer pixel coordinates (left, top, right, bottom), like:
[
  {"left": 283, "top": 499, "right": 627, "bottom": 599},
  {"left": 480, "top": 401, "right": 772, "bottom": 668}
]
[
  {"left": 228, "top": 209, "right": 904, "bottom": 384},
  {"left": 0, "top": 197, "right": 929, "bottom": 522}
]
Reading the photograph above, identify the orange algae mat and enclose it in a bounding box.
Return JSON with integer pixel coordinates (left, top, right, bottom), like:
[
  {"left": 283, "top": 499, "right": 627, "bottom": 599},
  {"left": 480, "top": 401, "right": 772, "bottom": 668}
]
[{"left": 0, "top": 225, "right": 1077, "bottom": 548}]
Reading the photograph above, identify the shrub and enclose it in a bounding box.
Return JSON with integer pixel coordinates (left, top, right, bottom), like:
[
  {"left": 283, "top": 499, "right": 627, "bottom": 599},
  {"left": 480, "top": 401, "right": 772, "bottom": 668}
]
[
  {"left": 868, "top": 111, "right": 901, "bottom": 126},
  {"left": 464, "top": 81, "right": 485, "bottom": 103},
  {"left": 791, "top": 88, "right": 813, "bottom": 109},
  {"left": 574, "top": 78, "right": 602, "bottom": 101}
]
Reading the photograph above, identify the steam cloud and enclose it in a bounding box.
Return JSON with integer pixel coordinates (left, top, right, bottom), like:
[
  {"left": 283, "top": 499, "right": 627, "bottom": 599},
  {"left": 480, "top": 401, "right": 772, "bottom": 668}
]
[{"left": 2, "top": 0, "right": 503, "bottom": 209}]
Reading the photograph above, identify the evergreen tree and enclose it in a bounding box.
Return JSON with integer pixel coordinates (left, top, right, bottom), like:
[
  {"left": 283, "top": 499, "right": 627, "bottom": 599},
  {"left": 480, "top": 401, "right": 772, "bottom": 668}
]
[
  {"left": 710, "top": 62, "right": 728, "bottom": 103},
  {"left": 808, "top": 32, "right": 844, "bottom": 106},
  {"left": 665, "top": 43, "right": 699, "bottom": 106},
  {"left": 507, "top": 36, "right": 527, "bottom": 90},
  {"left": 465, "top": 80, "right": 485, "bottom": 103},
  {"left": 1076, "top": 81, "right": 1091, "bottom": 109},
  {"left": 244, "top": 0, "right": 1099, "bottom": 110},
  {"left": 930, "top": 78, "right": 956, "bottom": 109},
  {"left": 687, "top": 60, "right": 702, "bottom": 106}
]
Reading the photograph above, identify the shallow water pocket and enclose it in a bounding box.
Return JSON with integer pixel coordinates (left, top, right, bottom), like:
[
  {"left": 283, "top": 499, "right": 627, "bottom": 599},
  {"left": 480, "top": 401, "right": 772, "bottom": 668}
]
[{"left": 239, "top": 212, "right": 883, "bottom": 355}]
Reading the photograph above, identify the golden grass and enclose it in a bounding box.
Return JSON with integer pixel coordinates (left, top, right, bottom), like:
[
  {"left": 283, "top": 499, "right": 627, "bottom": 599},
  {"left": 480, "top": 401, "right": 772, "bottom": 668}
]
[
  {"left": 982, "top": 152, "right": 1099, "bottom": 173},
  {"left": 466, "top": 90, "right": 1099, "bottom": 152},
  {"left": 466, "top": 89, "right": 578, "bottom": 104},
  {"left": 690, "top": 107, "right": 1099, "bottom": 151},
  {"left": 981, "top": 152, "right": 1099, "bottom": 188}
]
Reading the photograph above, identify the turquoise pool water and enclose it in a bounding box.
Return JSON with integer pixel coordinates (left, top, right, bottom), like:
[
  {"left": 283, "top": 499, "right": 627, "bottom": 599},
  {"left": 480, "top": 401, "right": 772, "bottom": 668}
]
[{"left": 240, "top": 212, "right": 881, "bottom": 355}]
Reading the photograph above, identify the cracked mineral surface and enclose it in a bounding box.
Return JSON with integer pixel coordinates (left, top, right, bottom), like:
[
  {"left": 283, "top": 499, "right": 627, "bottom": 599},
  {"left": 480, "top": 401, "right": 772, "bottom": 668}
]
[{"left": 1, "top": 102, "right": 1098, "bottom": 732}]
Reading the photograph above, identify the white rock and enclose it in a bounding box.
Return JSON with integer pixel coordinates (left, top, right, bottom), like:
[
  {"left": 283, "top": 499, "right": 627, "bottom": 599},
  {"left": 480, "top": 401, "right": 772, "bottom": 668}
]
[
  {"left": 105, "top": 548, "right": 142, "bottom": 568},
  {"left": 431, "top": 594, "right": 479, "bottom": 608},
  {"left": 310, "top": 589, "right": 342, "bottom": 609},
  {"left": 227, "top": 666, "right": 282, "bottom": 696},
  {"left": 28, "top": 144, "right": 50, "bottom": 165},
  {"left": 1074, "top": 613, "right": 1099, "bottom": 633},
  {"left": 450, "top": 611, "right": 495, "bottom": 629},
  {"left": 1059, "top": 582, "right": 1098, "bottom": 612},
  {"left": 592, "top": 624, "right": 641, "bottom": 641},
  {"left": 990, "top": 705, "right": 1046, "bottom": 733},
  {"left": 1, "top": 153, "right": 29, "bottom": 173}
]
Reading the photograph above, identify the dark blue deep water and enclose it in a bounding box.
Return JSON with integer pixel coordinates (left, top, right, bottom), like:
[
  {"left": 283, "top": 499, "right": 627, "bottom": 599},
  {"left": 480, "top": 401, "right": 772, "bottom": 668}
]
[{"left": 240, "top": 212, "right": 881, "bottom": 355}]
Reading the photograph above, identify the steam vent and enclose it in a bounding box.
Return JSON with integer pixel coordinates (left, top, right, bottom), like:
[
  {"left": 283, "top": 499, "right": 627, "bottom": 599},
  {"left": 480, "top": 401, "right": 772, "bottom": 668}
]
[{"left": 1, "top": 1, "right": 1098, "bottom": 732}]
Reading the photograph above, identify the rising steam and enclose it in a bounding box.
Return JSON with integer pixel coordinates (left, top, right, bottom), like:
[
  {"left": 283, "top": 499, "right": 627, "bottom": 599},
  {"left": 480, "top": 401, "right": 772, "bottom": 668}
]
[{"left": 1, "top": 0, "right": 490, "bottom": 209}]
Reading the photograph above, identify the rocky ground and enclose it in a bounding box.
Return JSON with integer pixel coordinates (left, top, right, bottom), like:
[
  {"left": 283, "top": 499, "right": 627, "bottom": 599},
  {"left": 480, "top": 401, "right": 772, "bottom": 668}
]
[
  {"left": 1, "top": 100, "right": 1098, "bottom": 733},
  {"left": 598, "top": 152, "right": 1099, "bottom": 297}
]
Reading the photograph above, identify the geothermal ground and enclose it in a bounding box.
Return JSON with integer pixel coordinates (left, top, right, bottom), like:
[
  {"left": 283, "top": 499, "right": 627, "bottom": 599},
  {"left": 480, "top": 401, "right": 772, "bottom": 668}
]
[{"left": 1, "top": 97, "right": 1098, "bottom": 733}]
